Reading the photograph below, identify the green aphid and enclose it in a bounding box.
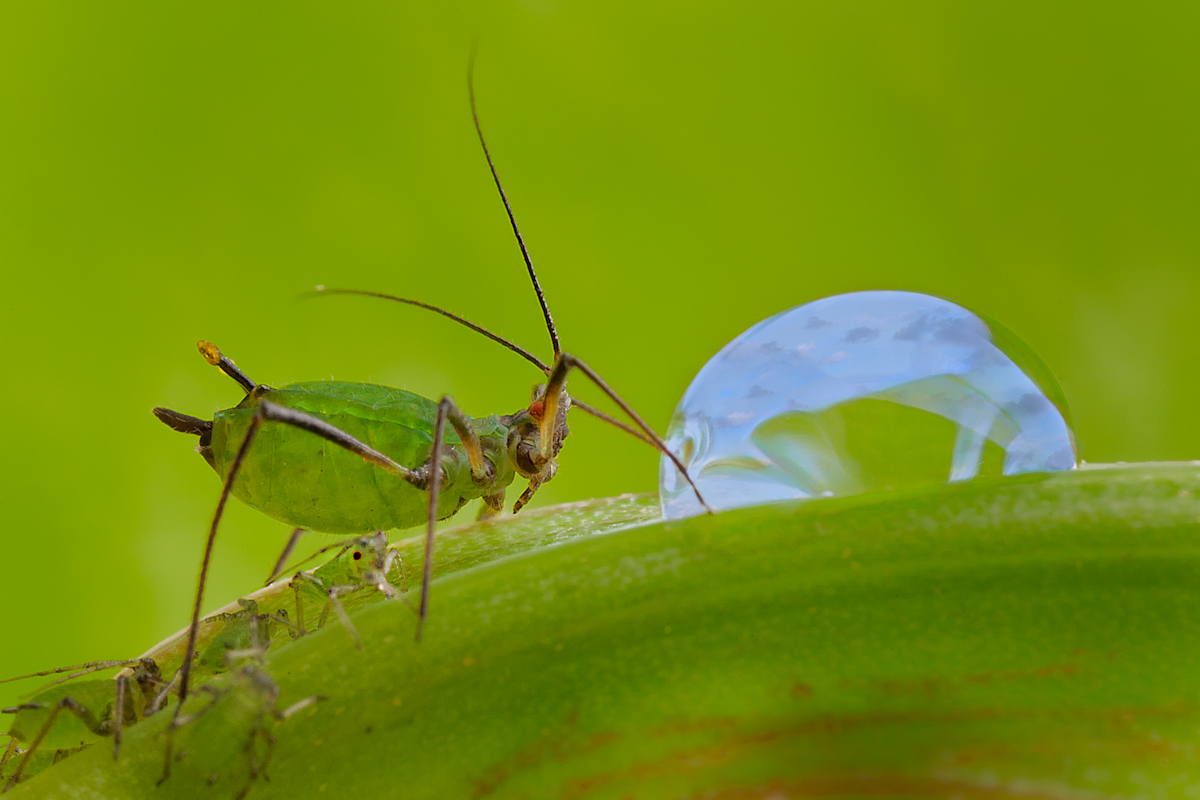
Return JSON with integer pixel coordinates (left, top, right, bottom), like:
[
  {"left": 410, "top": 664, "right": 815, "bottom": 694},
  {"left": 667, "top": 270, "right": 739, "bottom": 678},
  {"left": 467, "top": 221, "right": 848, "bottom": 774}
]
[
  {"left": 0, "top": 597, "right": 295, "bottom": 790},
  {"left": 194, "top": 599, "right": 294, "bottom": 678},
  {"left": 158, "top": 593, "right": 302, "bottom": 790},
  {"left": 152, "top": 64, "right": 710, "bottom": 724},
  {"left": 162, "top": 664, "right": 321, "bottom": 800},
  {"left": 286, "top": 532, "right": 405, "bottom": 650},
  {"left": 0, "top": 657, "right": 163, "bottom": 790}
]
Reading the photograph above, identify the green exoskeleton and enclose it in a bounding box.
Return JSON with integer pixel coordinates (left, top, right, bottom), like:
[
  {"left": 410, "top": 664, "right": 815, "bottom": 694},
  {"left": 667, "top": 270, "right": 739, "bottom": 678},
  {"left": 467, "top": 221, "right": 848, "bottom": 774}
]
[{"left": 152, "top": 62, "right": 711, "bottom": 728}]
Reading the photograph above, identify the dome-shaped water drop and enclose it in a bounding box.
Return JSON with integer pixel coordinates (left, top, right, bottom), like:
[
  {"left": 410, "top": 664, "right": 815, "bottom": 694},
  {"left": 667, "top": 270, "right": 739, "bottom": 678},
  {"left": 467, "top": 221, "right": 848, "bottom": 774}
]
[{"left": 660, "top": 291, "right": 1075, "bottom": 519}]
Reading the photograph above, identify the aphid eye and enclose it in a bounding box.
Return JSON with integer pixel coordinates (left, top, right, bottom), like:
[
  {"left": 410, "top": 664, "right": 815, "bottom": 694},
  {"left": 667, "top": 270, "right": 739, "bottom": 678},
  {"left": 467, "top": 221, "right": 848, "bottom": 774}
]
[{"left": 353, "top": 551, "right": 362, "bottom": 560}]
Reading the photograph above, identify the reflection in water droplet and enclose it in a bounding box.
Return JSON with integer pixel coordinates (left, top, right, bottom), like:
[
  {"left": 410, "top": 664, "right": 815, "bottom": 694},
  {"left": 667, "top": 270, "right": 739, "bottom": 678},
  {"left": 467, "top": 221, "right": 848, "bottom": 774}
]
[{"left": 660, "top": 291, "right": 1076, "bottom": 519}]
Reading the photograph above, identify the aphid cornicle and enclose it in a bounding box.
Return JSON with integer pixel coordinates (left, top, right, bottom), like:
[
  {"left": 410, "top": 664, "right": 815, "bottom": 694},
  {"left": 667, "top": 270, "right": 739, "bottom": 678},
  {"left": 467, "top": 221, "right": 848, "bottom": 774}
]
[{"left": 152, "top": 59, "right": 711, "bottom": 734}]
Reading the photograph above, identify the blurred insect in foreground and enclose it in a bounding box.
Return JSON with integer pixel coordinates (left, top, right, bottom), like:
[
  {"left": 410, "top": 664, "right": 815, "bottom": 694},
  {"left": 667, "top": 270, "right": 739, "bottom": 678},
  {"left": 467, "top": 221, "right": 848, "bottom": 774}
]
[
  {"left": 166, "top": 663, "right": 321, "bottom": 800},
  {"left": 0, "top": 598, "right": 286, "bottom": 791},
  {"left": 1, "top": 658, "right": 163, "bottom": 791},
  {"left": 153, "top": 61, "right": 710, "bottom": 734},
  {"left": 157, "top": 603, "right": 321, "bottom": 795}
]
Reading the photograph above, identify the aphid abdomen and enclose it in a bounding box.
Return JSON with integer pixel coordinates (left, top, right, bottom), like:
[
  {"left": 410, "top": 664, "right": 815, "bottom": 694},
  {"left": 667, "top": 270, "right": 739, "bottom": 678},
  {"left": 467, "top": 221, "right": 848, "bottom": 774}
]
[{"left": 209, "top": 382, "right": 512, "bottom": 534}]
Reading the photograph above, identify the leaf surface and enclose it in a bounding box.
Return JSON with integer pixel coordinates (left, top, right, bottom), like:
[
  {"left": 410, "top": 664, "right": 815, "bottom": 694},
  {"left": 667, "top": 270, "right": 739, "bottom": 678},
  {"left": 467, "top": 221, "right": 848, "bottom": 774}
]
[{"left": 12, "top": 465, "right": 1200, "bottom": 799}]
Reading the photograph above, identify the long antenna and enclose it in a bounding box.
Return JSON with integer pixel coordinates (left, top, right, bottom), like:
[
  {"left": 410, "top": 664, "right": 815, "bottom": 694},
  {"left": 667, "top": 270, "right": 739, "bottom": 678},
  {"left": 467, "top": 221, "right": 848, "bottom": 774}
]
[
  {"left": 468, "top": 47, "right": 561, "bottom": 358},
  {"left": 310, "top": 288, "right": 654, "bottom": 444},
  {"left": 310, "top": 287, "right": 548, "bottom": 372}
]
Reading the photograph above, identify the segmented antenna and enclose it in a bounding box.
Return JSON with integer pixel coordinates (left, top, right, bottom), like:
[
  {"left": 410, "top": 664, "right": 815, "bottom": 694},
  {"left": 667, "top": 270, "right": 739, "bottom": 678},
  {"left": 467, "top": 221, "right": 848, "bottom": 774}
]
[
  {"left": 468, "top": 47, "right": 561, "bottom": 358},
  {"left": 310, "top": 287, "right": 549, "bottom": 372},
  {"left": 310, "top": 288, "right": 654, "bottom": 445}
]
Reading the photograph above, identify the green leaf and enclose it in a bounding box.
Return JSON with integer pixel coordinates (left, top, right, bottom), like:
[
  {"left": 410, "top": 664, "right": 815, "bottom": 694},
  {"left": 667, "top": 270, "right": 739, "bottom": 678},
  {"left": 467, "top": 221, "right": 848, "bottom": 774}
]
[{"left": 11, "top": 464, "right": 1200, "bottom": 798}]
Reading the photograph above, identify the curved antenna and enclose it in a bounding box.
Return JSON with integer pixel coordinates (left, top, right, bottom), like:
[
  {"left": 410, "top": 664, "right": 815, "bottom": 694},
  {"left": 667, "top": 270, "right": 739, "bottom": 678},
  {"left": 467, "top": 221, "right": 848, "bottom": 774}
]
[
  {"left": 309, "top": 287, "right": 549, "bottom": 373},
  {"left": 308, "top": 289, "right": 655, "bottom": 446},
  {"left": 468, "top": 47, "right": 561, "bottom": 358},
  {"left": 0, "top": 659, "right": 145, "bottom": 685},
  {"left": 570, "top": 399, "right": 654, "bottom": 446},
  {"left": 312, "top": 58, "right": 689, "bottom": 466},
  {"left": 1, "top": 658, "right": 153, "bottom": 699}
]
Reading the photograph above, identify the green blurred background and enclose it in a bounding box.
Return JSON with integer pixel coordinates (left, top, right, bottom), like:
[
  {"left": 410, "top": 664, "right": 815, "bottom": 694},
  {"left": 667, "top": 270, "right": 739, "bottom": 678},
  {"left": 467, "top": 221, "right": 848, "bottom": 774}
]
[{"left": 2, "top": 1, "right": 1198, "bottom": 708}]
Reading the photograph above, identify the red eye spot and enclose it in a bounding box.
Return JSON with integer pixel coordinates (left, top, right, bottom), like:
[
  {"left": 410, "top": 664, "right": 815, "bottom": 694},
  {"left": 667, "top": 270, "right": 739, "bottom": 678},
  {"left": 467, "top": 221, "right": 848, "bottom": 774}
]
[
  {"left": 353, "top": 552, "right": 362, "bottom": 560},
  {"left": 529, "top": 401, "right": 544, "bottom": 421}
]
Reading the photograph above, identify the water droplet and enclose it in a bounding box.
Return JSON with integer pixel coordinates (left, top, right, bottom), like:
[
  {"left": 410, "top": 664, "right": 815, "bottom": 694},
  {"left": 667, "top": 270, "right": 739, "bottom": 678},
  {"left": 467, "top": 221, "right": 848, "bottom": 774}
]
[{"left": 660, "top": 291, "right": 1075, "bottom": 519}]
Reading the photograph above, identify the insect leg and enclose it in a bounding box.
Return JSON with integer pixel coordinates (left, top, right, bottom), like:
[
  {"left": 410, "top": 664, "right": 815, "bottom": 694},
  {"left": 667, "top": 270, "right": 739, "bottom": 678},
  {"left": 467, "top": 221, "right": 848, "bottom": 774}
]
[
  {"left": 384, "top": 548, "right": 419, "bottom": 615},
  {"left": 442, "top": 397, "right": 494, "bottom": 484},
  {"left": 541, "top": 353, "right": 712, "bottom": 513},
  {"left": 148, "top": 671, "right": 179, "bottom": 716},
  {"left": 264, "top": 611, "right": 299, "bottom": 639},
  {"left": 235, "top": 709, "right": 269, "bottom": 800},
  {"left": 289, "top": 573, "right": 361, "bottom": 648},
  {"left": 157, "top": 685, "right": 225, "bottom": 786},
  {"left": 277, "top": 695, "right": 323, "bottom": 720},
  {"left": 246, "top": 600, "right": 263, "bottom": 657},
  {"left": 167, "top": 396, "right": 428, "bottom": 778},
  {"left": 512, "top": 463, "right": 557, "bottom": 514},
  {"left": 291, "top": 579, "right": 308, "bottom": 637},
  {"left": 248, "top": 695, "right": 325, "bottom": 795},
  {"left": 177, "top": 401, "right": 420, "bottom": 700},
  {"left": 4, "top": 697, "right": 105, "bottom": 790},
  {"left": 374, "top": 555, "right": 397, "bottom": 598},
  {"left": 0, "top": 738, "right": 17, "bottom": 781},
  {"left": 325, "top": 586, "right": 362, "bottom": 650},
  {"left": 264, "top": 528, "right": 306, "bottom": 585},
  {"left": 416, "top": 397, "right": 452, "bottom": 640},
  {"left": 164, "top": 404, "right": 270, "bottom": 785},
  {"left": 411, "top": 392, "right": 504, "bottom": 636},
  {"left": 255, "top": 728, "right": 276, "bottom": 785},
  {"left": 478, "top": 491, "right": 506, "bottom": 520},
  {"left": 112, "top": 673, "right": 127, "bottom": 759},
  {"left": 384, "top": 546, "right": 408, "bottom": 595}
]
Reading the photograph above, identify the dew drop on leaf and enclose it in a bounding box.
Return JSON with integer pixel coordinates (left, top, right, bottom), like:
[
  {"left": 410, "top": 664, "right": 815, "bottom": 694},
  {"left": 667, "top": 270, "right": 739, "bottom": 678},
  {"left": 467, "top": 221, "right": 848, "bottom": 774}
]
[{"left": 660, "top": 291, "right": 1076, "bottom": 518}]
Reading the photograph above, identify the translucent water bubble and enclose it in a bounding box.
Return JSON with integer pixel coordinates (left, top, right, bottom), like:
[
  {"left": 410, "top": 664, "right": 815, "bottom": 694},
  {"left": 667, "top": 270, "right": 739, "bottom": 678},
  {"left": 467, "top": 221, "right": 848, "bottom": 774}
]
[{"left": 660, "top": 291, "right": 1076, "bottom": 519}]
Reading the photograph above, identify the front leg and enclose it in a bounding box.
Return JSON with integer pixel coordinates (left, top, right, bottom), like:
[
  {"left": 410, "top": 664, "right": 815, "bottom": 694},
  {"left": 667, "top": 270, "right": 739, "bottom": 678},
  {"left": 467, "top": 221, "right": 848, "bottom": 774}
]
[
  {"left": 477, "top": 490, "right": 505, "bottom": 521},
  {"left": 385, "top": 547, "right": 409, "bottom": 594},
  {"left": 0, "top": 738, "right": 17, "bottom": 780},
  {"left": 290, "top": 573, "right": 361, "bottom": 649},
  {"left": 289, "top": 572, "right": 325, "bottom": 637}
]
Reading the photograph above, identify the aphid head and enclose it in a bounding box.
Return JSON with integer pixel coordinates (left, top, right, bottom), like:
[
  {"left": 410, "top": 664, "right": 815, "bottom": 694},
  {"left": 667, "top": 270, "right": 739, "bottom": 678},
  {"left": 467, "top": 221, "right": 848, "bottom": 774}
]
[
  {"left": 348, "top": 532, "right": 390, "bottom": 574},
  {"left": 504, "top": 384, "right": 571, "bottom": 479},
  {"left": 132, "top": 658, "right": 162, "bottom": 694}
]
